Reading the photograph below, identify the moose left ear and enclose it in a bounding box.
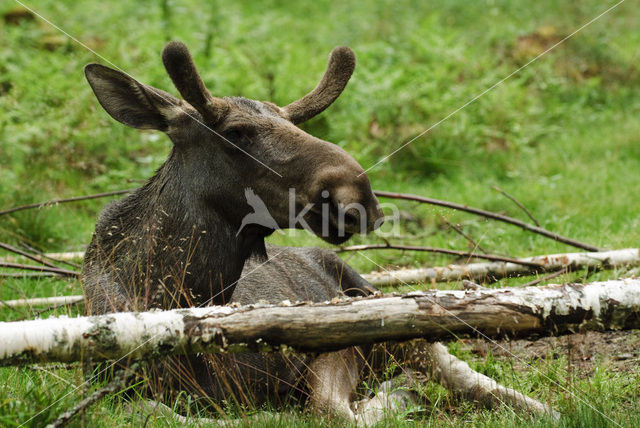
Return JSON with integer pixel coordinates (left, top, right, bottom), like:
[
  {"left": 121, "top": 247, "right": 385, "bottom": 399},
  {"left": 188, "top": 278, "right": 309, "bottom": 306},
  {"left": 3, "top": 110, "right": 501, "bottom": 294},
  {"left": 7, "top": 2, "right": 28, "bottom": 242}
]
[
  {"left": 162, "top": 41, "right": 228, "bottom": 124},
  {"left": 85, "top": 63, "right": 182, "bottom": 132},
  {"left": 282, "top": 46, "right": 356, "bottom": 124}
]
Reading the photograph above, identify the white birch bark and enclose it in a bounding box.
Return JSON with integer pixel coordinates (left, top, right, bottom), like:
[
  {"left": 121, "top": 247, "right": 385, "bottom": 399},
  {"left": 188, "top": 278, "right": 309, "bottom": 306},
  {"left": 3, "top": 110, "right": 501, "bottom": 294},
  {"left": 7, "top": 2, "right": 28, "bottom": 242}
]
[
  {"left": 0, "top": 295, "right": 84, "bottom": 308},
  {"left": 1, "top": 278, "right": 639, "bottom": 366},
  {"left": 362, "top": 248, "right": 640, "bottom": 286}
]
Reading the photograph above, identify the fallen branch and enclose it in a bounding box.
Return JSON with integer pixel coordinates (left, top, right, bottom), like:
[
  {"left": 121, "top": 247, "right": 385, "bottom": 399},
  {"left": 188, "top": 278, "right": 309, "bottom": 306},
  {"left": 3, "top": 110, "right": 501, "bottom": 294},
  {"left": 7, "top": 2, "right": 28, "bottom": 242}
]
[
  {"left": 0, "top": 273, "right": 60, "bottom": 278},
  {"left": 20, "top": 243, "right": 81, "bottom": 269},
  {"left": 0, "top": 189, "right": 134, "bottom": 217},
  {"left": 439, "top": 215, "right": 488, "bottom": 254},
  {"left": 374, "top": 190, "right": 600, "bottom": 252},
  {"left": 414, "top": 341, "right": 559, "bottom": 418},
  {"left": 4, "top": 249, "right": 637, "bottom": 308},
  {"left": 46, "top": 363, "right": 139, "bottom": 428},
  {"left": 491, "top": 185, "right": 541, "bottom": 227},
  {"left": 0, "top": 262, "right": 79, "bottom": 278},
  {"left": 362, "top": 248, "right": 639, "bottom": 286},
  {"left": 0, "top": 251, "right": 85, "bottom": 264},
  {"left": 337, "top": 244, "right": 543, "bottom": 268},
  {"left": 1, "top": 278, "right": 639, "bottom": 366},
  {"left": 0, "top": 295, "right": 84, "bottom": 308},
  {"left": 0, "top": 242, "right": 62, "bottom": 269}
]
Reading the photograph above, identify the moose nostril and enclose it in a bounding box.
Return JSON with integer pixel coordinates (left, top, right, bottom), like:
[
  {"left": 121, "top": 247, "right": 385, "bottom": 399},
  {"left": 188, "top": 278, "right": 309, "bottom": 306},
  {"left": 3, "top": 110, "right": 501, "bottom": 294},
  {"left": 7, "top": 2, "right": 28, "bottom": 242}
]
[{"left": 343, "top": 210, "right": 359, "bottom": 226}]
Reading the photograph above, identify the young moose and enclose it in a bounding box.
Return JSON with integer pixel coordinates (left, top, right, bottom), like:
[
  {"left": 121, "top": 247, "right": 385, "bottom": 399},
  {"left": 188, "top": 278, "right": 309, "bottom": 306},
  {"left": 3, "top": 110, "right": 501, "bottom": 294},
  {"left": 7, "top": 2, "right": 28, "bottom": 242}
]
[{"left": 82, "top": 42, "right": 383, "bottom": 414}]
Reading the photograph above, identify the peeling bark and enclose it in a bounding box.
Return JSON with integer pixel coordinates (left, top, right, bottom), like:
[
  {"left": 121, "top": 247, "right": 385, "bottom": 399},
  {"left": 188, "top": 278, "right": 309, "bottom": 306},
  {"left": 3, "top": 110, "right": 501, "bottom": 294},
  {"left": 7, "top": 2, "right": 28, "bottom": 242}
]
[
  {"left": 1, "top": 278, "right": 639, "bottom": 366},
  {"left": 363, "top": 248, "right": 640, "bottom": 286}
]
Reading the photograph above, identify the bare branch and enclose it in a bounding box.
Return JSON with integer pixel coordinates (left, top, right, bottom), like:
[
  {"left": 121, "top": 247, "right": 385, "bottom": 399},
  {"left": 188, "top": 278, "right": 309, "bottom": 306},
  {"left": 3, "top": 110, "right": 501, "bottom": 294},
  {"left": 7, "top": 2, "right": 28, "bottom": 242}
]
[
  {"left": 438, "top": 215, "right": 489, "bottom": 254},
  {"left": 0, "top": 262, "right": 79, "bottom": 278},
  {"left": 491, "top": 185, "right": 541, "bottom": 226},
  {"left": 0, "top": 188, "right": 134, "bottom": 217},
  {"left": 520, "top": 268, "right": 568, "bottom": 287},
  {"left": 46, "top": 363, "right": 139, "bottom": 428},
  {"left": 20, "top": 243, "right": 81, "bottom": 269},
  {"left": 0, "top": 242, "right": 60, "bottom": 269},
  {"left": 336, "top": 244, "right": 543, "bottom": 268},
  {"left": 374, "top": 190, "right": 601, "bottom": 252}
]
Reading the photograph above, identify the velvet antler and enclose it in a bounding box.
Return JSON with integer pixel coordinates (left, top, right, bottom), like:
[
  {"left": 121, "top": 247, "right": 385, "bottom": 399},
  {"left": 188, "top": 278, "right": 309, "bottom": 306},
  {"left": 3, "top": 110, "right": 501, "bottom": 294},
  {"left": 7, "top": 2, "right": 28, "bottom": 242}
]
[
  {"left": 162, "top": 41, "right": 228, "bottom": 123},
  {"left": 283, "top": 46, "right": 356, "bottom": 124}
]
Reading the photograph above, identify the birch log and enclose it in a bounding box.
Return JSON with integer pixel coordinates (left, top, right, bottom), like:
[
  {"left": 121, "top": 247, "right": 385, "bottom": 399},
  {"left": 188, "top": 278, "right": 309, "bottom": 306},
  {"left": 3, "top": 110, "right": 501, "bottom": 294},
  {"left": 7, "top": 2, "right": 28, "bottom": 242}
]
[
  {"left": 1, "top": 278, "right": 639, "bottom": 366},
  {"left": 362, "top": 248, "right": 640, "bottom": 286}
]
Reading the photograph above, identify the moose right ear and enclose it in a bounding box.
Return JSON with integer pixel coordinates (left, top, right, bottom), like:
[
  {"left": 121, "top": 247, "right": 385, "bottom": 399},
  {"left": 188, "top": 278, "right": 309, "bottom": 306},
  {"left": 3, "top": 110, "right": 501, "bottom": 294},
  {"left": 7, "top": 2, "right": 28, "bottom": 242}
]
[{"left": 85, "top": 64, "right": 181, "bottom": 132}]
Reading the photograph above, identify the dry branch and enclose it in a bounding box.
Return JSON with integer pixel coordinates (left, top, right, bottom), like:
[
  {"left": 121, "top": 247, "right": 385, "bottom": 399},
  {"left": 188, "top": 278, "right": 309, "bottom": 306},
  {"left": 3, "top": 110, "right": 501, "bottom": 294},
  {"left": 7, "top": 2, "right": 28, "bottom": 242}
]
[
  {"left": 1, "top": 251, "right": 85, "bottom": 263},
  {"left": 0, "top": 262, "right": 79, "bottom": 278},
  {"left": 374, "top": 190, "right": 600, "bottom": 252},
  {"left": 337, "top": 244, "right": 543, "bottom": 267},
  {"left": 0, "top": 242, "right": 60, "bottom": 269},
  {"left": 362, "top": 248, "right": 640, "bottom": 286},
  {"left": 491, "top": 185, "right": 541, "bottom": 227},
  {"left": 0, "top": 295, "right": 84, "bottom": 308},
  {"left": 46, "top": 363, "right": 139, "bottom": 428},
  {"left": 1, "top": 278, "right": 639, "bottom": 366},
  {"left": 0, "top": 189, "right": 134, "bottom": 217}
]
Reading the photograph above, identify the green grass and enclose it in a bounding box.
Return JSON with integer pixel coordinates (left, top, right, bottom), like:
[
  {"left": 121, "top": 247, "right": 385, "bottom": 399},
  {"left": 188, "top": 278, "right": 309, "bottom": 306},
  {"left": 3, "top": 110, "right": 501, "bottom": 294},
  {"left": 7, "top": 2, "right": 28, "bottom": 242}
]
[{"left": 1, "top": 0, "right": 639, "bottom": 426}]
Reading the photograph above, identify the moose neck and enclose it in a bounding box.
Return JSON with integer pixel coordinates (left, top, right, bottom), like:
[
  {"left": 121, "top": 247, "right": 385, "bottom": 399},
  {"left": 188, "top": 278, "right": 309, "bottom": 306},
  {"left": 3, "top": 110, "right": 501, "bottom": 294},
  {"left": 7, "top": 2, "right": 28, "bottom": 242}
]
[{"left": 108, "top": 150, "right": 262, "bottom": 307}]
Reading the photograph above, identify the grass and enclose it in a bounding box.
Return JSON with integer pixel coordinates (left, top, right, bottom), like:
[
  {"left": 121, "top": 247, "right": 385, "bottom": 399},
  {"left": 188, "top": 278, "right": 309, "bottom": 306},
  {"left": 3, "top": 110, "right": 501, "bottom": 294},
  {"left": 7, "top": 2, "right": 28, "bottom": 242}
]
[{"left": 0, "top": 0, "right": 639, "bottom": 426}]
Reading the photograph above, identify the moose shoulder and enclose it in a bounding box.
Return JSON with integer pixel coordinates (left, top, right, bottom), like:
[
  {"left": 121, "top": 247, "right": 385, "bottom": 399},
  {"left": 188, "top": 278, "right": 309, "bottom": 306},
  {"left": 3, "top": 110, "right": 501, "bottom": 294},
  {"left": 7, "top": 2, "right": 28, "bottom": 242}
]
[{"left": 82, "top": 42, "right": 382, "bottom": 315}]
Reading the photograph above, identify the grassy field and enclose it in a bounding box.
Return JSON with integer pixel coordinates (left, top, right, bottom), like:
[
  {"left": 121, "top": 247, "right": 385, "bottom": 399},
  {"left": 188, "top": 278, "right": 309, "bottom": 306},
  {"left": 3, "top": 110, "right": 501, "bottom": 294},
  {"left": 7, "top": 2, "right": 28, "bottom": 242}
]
[{"left": 1, "top": 0, "right": 639, "bottom": 426}]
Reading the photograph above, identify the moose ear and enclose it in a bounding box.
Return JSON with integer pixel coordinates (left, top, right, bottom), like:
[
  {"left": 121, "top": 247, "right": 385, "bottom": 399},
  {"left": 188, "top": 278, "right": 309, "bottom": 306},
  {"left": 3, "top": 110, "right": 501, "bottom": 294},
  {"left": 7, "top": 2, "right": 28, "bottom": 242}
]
[{"left": 85, "top": 63, "right": 181, "bottom": 132}]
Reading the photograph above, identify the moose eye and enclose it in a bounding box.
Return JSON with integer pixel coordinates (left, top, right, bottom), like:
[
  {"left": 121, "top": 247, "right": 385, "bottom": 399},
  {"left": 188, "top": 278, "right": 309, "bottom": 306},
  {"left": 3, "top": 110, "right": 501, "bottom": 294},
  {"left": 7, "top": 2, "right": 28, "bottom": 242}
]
[{"left": 222, "top": 128, "right": 244, "bottom": 142}]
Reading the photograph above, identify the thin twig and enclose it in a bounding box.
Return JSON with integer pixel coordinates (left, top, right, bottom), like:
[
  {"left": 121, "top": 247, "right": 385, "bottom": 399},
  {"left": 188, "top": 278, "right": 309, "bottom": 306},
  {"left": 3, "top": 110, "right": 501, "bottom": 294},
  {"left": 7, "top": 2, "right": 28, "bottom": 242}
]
[
  {"left": 0, "top": 262, "right": 79, "bottom": 278},
  {"left": 438, "top": 215, "right": 489, "bottom": 254},
  {"left": 374, "top": 190, "right": 601, "bottom": 252},
  {"left": 336, "top": 244, "right": 543, "bottom": 268},
  {"left": 16, "top": 299, "right": 84, "bottom": 322},
  {"left": 520, "top": 268, "right": 567, "bottom": 287},
  {"left": 491, "top": 185, "right": 541, "bottom": 226},
  {"left": 20, "top": 243, "right": 81, "bottom": 269},
  {"left": 46, "top": 363, "right": 140, "bottom": 428},
  {"left": 0, "top": 242, "right": 60, "bottom": 269},
  {"left": 0, "top": 272, "right": 60, "bottom": 278},
  {"left": 0, "top": 188, "right": 134, "bottom": 217}
]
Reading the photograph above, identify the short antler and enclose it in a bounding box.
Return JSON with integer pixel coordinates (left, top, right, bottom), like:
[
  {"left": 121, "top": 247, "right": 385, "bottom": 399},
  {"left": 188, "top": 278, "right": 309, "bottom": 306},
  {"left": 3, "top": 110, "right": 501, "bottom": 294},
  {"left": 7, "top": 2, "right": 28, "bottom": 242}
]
[
  {"left": 162, "top": 41, "right": 228, "bottom": 123},
  {"left": 283, "top": 46, "right": 356, "bottom": 124}
]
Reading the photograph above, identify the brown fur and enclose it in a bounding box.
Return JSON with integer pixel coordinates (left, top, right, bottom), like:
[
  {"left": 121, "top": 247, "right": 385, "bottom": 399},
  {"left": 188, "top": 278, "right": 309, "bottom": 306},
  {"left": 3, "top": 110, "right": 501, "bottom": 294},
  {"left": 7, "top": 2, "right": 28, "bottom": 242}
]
[{"left": 81, "top": 42, "right": 383, "bottom": 409}]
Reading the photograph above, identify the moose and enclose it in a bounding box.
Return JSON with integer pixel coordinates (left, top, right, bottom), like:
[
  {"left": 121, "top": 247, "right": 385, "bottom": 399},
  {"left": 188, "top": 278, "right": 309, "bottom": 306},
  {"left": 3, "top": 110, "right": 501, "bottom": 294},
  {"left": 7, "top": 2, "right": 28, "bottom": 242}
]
[{"left": 82, "top": 41, "right": 404, "bottom": 422}]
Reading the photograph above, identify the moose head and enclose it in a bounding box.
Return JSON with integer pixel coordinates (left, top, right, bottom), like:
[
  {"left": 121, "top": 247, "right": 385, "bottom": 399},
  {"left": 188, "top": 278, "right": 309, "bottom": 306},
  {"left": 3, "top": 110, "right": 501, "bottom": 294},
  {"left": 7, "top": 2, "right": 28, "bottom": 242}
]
[
  {"left": 85, "top": 42, "right": 382, "bottom": 247},
  {"left": 83, "top": 42, "right": 382, "bottom": 309}
]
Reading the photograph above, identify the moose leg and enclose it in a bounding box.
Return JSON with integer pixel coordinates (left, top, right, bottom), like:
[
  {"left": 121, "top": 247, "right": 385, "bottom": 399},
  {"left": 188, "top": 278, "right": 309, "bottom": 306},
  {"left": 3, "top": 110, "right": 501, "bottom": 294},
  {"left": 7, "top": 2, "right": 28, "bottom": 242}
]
[
  {"left": 306, "top": 347, "right": 414, "bottom": 425},
  {"left": 306, "top": 348, "right": 361, "bottom": 420}
]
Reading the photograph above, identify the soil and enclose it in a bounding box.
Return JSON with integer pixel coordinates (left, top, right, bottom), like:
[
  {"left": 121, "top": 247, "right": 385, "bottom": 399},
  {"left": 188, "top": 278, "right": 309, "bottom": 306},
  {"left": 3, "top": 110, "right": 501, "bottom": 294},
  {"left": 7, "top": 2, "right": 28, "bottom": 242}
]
[{"left": 461, "top": 329, "right": 640, "bottom": 377}]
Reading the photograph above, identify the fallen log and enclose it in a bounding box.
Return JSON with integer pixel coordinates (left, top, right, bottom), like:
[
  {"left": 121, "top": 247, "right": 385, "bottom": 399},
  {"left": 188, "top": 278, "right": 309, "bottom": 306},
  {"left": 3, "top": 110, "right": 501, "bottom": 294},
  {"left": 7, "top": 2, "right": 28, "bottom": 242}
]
[
  {"left": 362, "top": 248, "right": 640, "bottom": 286},
  {"left": 1, "top": 278, "right": 639, "bottom": 366}
]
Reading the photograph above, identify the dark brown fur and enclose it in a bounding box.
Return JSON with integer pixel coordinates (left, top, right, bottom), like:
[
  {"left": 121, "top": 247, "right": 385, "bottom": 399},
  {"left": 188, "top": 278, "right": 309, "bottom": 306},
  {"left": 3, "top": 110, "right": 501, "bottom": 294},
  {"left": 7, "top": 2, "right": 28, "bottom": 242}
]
[{"left": 81, "top": 42, "right": 382, "bottom": 405}]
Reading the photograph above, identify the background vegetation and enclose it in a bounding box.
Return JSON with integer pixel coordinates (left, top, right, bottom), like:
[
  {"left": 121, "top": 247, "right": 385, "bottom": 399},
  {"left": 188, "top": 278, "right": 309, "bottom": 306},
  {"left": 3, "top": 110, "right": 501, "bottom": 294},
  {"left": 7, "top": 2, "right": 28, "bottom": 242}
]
[{"left": 0, "top": 0, "right": 638, "bottom": 426}]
